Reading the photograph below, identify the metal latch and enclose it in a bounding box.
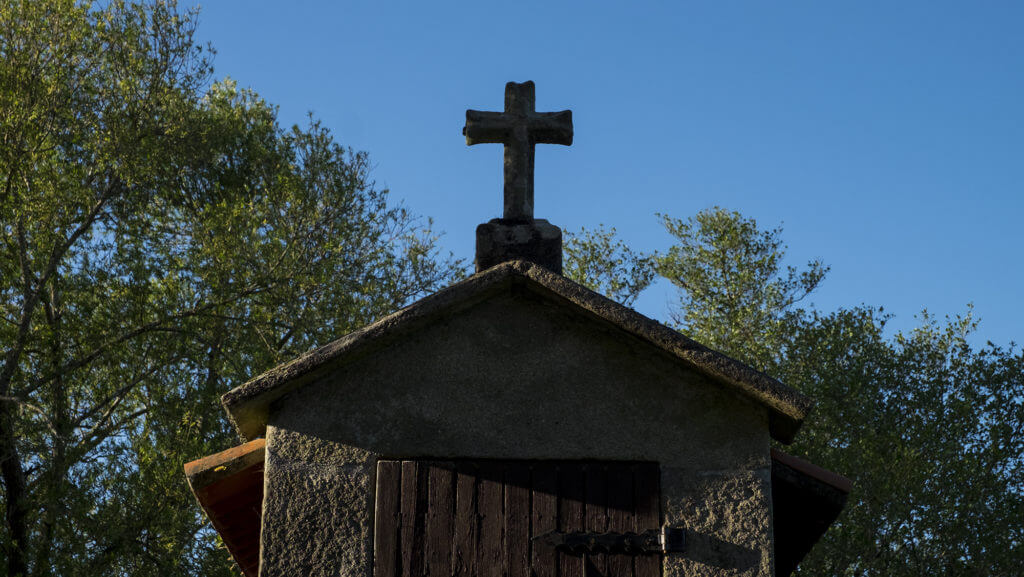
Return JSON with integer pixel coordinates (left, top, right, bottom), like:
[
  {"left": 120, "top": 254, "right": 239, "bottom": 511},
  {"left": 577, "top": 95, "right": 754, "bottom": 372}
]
[{"left": 532, "top": 527, "right": 685, "bottom": 555}]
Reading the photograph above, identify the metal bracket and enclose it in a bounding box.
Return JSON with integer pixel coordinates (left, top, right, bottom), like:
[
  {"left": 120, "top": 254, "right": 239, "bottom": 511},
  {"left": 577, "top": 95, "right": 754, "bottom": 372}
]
[
  {"left": 663, "top": 526, "right": 685, "bottom": 553},
  {"left": 532, "top": 527, "right": 685, "bottom": 555}
]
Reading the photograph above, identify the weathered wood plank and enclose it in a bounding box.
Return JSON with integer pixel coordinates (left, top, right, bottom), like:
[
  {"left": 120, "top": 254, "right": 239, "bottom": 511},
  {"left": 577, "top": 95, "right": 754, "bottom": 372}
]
[
  {"left": 607, "top": 463, "right": 635, "bottom": 577},
  {"left": 633, "top": 463, "right": 661, "bottom": 577},
  {"left": 426, "top": 463, "right": 455, "bottom": 577},
  {"left": 506, "top": 464, "right": 531, "bottom": 577},
  {"left": 478, "top": 462, "right": 505, "bottom": 577},
  {"left": 531, "top": 462, "right": 558, "bottom": 577},
  {"left": 558, "top": 463, "right": 586, "bottom": 577},
  {"left": 453, "top": 462, "right": 478, "bottom": 577},
  {"left": 392, "top": 459, "right": 661, "bottom": 577},
  {"left": 374, "top": 460, "right": 402, "bottom": 577},
  {"left": 400, "top": 461, "right": 427, "bottom": 577},
  {"left": 584, "top": 463, "right": 609, "bottom": 577}
]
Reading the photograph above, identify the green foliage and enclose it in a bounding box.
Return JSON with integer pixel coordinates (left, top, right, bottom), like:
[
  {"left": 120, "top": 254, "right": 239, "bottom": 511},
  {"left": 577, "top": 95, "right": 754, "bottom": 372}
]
[
  {"left": 563, "top": 225, "right": 655, "bottom": 306},
  {"left": 643, "top": 208, "right": 1023, "bottom": 576},
  {"left": 654, "top": 208, "right": 828, "bottom": 369},
  {"left": 779, "top": 308, "right": 1024, "bottom": 575},
  {"left": 0, "top": 2, "right": 462, "bottom": 576}
]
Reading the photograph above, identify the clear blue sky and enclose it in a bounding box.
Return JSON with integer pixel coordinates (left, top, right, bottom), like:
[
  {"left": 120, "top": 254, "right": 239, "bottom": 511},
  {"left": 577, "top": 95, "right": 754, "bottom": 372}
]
[{"left": 191, "top": 1, "right": 1023, "bottom": 347}]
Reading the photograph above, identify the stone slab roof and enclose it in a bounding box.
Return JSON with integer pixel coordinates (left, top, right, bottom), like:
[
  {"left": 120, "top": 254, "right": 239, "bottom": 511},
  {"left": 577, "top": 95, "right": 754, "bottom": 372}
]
[{"left": 221, "top": 260, "right": 814, "bottom": 443}]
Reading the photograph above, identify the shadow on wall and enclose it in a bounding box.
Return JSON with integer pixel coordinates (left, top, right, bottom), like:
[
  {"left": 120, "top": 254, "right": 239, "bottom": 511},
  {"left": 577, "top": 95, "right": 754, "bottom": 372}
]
[{"left": 684, "top": 530, "right": 761, "bottom": 572}]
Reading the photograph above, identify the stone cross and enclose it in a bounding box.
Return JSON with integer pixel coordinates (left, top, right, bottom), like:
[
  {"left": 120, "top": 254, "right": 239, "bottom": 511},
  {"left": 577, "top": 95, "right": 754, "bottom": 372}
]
[{"left": 464, "top": 81, "right": 573, "bottom": 221}]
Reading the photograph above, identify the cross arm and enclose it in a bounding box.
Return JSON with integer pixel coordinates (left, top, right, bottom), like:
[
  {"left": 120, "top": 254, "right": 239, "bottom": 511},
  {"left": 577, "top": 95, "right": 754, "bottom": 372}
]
[
  {"left": 464, "top": 110, "right": 574, "bottom": 146},
  {"left": 528, "top": 110, "right": 573, "bottom": 145},
  {"left": 464, "top": 110, "right": 509, "bottom": 145}
]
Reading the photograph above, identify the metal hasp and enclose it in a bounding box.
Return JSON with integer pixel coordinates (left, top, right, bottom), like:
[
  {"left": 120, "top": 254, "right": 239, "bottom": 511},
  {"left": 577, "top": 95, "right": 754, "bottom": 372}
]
[
  {"left": 532, "top": 527, "right": 685, "bottom": 555},
  {"left": 464, "top": 81, "right": 573, "bottom": 222}
]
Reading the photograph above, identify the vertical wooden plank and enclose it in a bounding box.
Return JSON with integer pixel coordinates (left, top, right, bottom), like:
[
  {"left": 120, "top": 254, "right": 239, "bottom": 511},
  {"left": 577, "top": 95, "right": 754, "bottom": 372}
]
[
  {"left": 531, "top": 462, "right": 558, "bottom": 577},
  {"left": 452, "top": 462, "right": 478, "bottom": 577},
  {"left": 374, "top": 460, "right": 402, "bottom": 577},
  {"left": 584, "top": 463, "right": 609, "bottom": 577},
  {"left": 506, "top": 463, "right": 531, "bottom": 577},
  {"left": 477, "top": 462, "right": 505, "bottom": 577},
  {"left": 633, "top": 463, "right": 661, "bottom": 577},
  {"left": 392, "top": 459, "right": 658, "bottom": 577},
  {"left": 558, "top": 463, "right": 586, "bottom": 577},
  {"left": 426, "top": 463, "right": 455, "bottom": 577},
  {"left": 400, "top": 461, "right": 427, "bottom": 577},
  {"left": 606, "top": 463, "right": 634, "bottom": 577}
]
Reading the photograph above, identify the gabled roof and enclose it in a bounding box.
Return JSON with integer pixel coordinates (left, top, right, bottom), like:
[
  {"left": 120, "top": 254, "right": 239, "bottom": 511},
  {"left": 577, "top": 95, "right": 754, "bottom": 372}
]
[{"left": 221, "top": 260, "right": 813, "bottom": 443}]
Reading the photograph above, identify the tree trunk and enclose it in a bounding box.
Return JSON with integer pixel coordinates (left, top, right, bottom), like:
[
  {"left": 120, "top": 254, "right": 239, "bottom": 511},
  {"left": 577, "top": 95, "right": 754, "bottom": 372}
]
[{"left": 1, "top": 404, "right": 30, "bottom": 577}]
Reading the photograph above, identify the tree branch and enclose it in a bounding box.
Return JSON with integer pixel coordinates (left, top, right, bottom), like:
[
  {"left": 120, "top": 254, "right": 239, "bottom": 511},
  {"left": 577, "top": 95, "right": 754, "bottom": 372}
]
[
  {"left": 73, "top": 359, "right": 171, "bottom": 431},
  {"left": 0, "top": 176, "right": 118, "bottom": 398}
]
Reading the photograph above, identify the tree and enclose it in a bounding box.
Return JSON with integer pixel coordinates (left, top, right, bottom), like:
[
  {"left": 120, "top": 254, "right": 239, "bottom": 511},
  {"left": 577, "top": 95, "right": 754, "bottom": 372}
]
[
  {"left": 0, "top": 2, "right": 462, "bottom": 575},
  {"left": 563, "top": 225, "right": 655, "bottom": 307},
  {"left": 566, "top": 209, "right": 1024, "bottom": 576},
  {"left": 654, "top": 208, "right": 827, "bottom": 370},
  {"left": 780, "top": 308, "right": 1024, "bottom": 575}
]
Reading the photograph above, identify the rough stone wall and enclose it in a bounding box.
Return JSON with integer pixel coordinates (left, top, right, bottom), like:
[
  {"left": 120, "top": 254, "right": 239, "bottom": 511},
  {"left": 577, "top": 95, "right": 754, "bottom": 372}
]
[
  {"left": 257, "top": 293, "right": 773, "bottom": 577},
  {"left": 662, "top": 468, "right": 774, "bottom": 577},
  {"left": 260, "top": 426, "right": 376, "bottom": 577}
]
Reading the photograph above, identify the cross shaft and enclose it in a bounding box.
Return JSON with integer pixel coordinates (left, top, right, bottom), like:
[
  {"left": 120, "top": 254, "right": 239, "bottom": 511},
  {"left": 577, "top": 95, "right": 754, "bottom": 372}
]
[{"left": 464, "top": 81, "right": 573, "bottom": 221}]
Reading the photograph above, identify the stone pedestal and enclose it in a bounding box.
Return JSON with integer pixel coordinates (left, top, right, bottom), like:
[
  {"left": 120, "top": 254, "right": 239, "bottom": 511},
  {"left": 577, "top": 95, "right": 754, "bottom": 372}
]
[{"left": 475, "top": 218, "right": 562, "bottom": 273}]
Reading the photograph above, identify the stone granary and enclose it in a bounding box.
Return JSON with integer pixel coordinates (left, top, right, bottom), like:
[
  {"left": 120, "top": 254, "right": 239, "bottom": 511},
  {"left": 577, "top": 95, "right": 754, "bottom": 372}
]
[{"left": 185, "top": 82, "right": 850, "bottom": 577}]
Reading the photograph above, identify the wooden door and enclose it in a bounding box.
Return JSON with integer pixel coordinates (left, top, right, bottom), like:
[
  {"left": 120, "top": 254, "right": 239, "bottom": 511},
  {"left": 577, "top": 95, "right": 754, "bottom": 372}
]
[{"left": 374, "top": 460, "right": 661, "bottom": 577}]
